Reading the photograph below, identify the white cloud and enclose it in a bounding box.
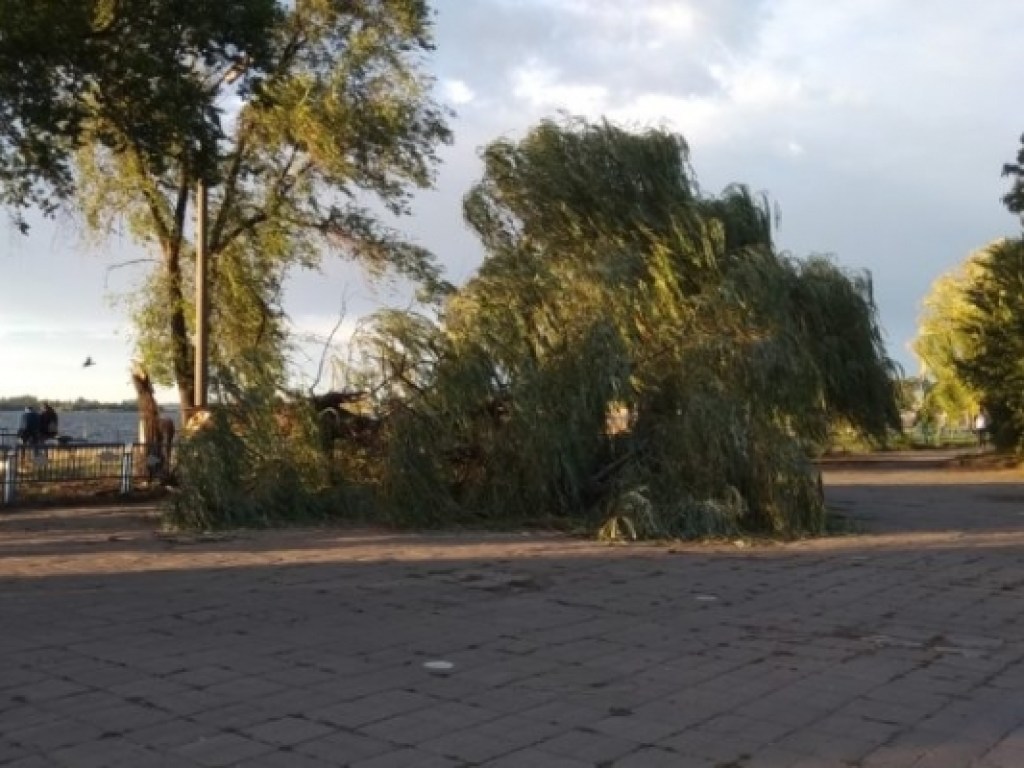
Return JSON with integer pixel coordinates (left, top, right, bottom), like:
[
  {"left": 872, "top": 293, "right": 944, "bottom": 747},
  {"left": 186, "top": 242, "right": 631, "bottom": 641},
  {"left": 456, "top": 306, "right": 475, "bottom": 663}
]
[
  {"left": 604, "top": 93, "right": 723, "bottom": 146},
  {"left": 511, "top": 61, "right": 609, "bottom": 115},
  {"left": 557, "top": 0, "right": 699, "bottom": 41},
  {"left": 441, "top": 78, "right": 475, "bottom": 106},
  {"left": 708, "top": 63, "right": 805, "bottom": 108},
  {"left": 505, "top": 58, "right": 815, "bottom": 151}
]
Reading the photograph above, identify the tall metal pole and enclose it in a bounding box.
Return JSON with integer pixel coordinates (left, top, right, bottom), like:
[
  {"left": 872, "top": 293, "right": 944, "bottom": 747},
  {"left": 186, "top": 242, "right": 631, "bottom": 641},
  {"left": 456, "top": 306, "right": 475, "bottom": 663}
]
[{"left": 194, "top": 178, "right": 209, "bottom": 410}]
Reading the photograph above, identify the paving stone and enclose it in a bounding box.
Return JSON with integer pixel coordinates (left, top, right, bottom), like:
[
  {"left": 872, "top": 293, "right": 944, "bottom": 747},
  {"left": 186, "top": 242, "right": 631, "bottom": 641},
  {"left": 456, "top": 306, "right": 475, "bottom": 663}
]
[
  {"left": 165, "top": 665, "right": 242, "bottom": 689},
  {"left": 6, "top": 679, "right": 89, "bottom": 704},
  {"left": 417, "top": 728, "right": 520, "bottom": 763},
  {"left": 201, "top": 676, "right": 287, "bottom": 703},
  {"left": 4, "top": 461, "right": 1024, "bottom": 768},
  {"left": 3, "top": 756, "right": 62, "bottom": 768},
  {"left": 534, "top": 728, "right": 638, "bottom": 763},
  {"left": 49, "top": 739, "right": 172, "bottom": 768},
  {"left": 589, "top": 711, "right": 681, "bottom": 744},
  {"left": 74, "top": 701, "right": 172, "bottom": 732},
  {"left": 296, "top": 731, "right": 396, "bottom": 763},
  {"left": 173, "top": 732, "right": 275, "bottom": 766},
  {"left": 137, "top": 686, "right": 234, "bottom": 717},
  {"left": 125, "top": 718, "right": 217, "bottom": 750},
  {"left": 6, "top": 718, "right": 106, "bottom": 752},
  {"left": 0, "top": 706, "right": 63, "bottom": 734},
  {"left": 239, "top": 748, "right": 337, "bottom": 767},
  {"left": 359, "top": 710, "right": 454, "bottom": 746},
  {"left": 350, "top": 747, "right": 464, "bottom": 767},
  {"left": 487, "top": 747, "right": 594, "bottom": 767},
  {"left": 610, "top": 746, "right": 690, "bottom": 767},
  {"left": 0, "top": 741, "right": 32, "bottom": 764},
  {"left": 241, "top": 715, "right": 335, "bottom": 747}
]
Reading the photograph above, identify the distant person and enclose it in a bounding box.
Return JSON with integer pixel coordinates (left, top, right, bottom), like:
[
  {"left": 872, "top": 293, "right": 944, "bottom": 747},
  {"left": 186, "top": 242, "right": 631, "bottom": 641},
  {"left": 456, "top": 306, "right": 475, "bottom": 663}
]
[
  {"left": 17, "top": 406, "right": 41, "bottom": 446},
  {"left": 974, "top": 411, "right": 989, "bottom": 448},
  {"left": 39, "top": 402, "right": 58, "bottom": 442}
]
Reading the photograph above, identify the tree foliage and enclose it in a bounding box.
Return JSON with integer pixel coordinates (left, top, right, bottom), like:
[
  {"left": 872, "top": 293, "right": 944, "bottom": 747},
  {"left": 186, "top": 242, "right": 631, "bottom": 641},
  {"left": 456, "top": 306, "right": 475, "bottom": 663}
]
[
  {"left": 347, "top": 118, "right": 899, "bottom": 536},
  {"left": 951, "top": 239, "right": 1024, "bottom": 448},
  {"left": 1002, "top": 133, "right": 1024, "bottom": 219},
  {"left": 0, "top": 0, "right": 283, "bottom": 228},
  {"left": 912, "top": 254, "right": 984, "bottom": 426},
  {"left": 914, "top": 237, "right": 1024, "bottom": 449}
]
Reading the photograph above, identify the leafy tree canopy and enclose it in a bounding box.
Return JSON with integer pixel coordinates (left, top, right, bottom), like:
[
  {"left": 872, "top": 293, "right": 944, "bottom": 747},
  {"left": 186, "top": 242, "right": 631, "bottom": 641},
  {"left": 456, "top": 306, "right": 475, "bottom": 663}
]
[
  {"left": 0, "top": 0, "right": 283, "bottom": 229},
  {"left": 912, "top": 252, "right": 984, "bottom": 425},
  {"left": 954, "top": 238, "right": 1024, "bottom": 447},
  {"left": 1002, "top": 133, "right": 1024, "bottom": 219},
  {"left": 914, "top": 237, "right": 1024, "bottom": 449}
]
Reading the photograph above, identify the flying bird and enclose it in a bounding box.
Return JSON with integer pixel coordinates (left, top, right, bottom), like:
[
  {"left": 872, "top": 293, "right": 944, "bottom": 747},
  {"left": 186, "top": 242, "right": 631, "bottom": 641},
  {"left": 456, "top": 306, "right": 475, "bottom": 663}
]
[{"left": 83, "top": 357, "right": 95, "bottom": 368}]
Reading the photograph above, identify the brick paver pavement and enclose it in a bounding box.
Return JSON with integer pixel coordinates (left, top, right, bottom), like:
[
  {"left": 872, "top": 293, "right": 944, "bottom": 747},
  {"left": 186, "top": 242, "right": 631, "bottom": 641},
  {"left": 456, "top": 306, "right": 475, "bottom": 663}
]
[{"left": 2, "top": 455, "right": 1024, "bottom": 767}]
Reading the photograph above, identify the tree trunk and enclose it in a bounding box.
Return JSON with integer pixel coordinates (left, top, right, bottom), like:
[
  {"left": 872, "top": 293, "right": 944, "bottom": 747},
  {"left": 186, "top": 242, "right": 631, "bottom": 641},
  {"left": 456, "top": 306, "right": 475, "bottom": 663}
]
[
  {"left": 165, "top": 243, "right": 195, "bottom": 419},
  {"left": 131, "top": 364, "right": 161, "bottom": 444}
]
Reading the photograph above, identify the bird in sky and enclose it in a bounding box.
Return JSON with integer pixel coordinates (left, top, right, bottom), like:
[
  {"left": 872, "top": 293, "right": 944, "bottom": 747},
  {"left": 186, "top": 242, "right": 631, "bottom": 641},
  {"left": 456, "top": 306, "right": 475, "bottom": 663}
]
[{"left": 83, "top": 356, "right": 95, "bottom": 368}]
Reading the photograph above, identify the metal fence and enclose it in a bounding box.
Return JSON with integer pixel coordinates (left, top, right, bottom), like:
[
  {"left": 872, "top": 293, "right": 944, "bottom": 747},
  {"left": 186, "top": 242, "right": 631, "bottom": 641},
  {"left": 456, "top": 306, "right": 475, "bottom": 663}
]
[
  {"left": 0, "top": 430, "right": 20, "bottom": 451},
  {"left": 1, "top": 442, "right": 170, "bottom": 506}
]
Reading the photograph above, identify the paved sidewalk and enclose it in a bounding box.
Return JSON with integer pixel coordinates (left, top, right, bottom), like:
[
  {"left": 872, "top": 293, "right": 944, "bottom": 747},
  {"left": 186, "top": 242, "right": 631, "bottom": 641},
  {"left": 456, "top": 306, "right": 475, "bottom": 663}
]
[{"left": 2, "top": 459, "right": 1024, "bottom": 767}]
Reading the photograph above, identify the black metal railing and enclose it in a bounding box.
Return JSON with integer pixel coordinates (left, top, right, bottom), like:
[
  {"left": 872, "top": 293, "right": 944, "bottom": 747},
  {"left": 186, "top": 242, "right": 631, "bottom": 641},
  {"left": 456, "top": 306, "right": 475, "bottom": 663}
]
[
  {"left": 1, "top": 442, "right": 173, "bottom": 505},
  {"left": 0, "top": 430, "right": 20, "bottom": 450}
]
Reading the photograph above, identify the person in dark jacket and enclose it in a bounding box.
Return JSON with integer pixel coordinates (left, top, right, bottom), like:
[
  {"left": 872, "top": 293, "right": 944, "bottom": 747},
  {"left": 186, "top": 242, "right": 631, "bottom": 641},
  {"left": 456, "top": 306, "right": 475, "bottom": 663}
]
[
  {"left": 39, "top": 402, "right": 58, "bottom": 441},
  {"left": 17, "top": 406, "right": 41, "bottom": 446}
]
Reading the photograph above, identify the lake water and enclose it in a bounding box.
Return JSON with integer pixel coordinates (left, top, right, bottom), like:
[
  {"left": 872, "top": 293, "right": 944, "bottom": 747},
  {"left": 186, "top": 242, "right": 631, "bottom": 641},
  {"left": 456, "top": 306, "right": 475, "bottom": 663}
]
[{"left": 0, "top": 410, "right": 154, "bottom": 444}]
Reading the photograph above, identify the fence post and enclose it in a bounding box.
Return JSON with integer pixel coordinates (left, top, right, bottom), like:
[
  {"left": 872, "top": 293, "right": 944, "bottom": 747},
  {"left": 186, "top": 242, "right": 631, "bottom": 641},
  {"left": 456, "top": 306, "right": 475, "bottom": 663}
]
[
  {"left": 120, "top": 445, "right": 133, "bottom": 495},
  {"left": 3, "top": 449, "right": 16, "bottom": 506}
]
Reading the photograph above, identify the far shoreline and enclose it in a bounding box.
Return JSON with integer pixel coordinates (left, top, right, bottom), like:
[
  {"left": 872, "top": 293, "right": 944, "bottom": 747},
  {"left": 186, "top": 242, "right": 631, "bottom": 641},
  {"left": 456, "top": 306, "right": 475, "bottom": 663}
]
[{"left": 0, "top": 401, "right": 180, "bottom": 413}]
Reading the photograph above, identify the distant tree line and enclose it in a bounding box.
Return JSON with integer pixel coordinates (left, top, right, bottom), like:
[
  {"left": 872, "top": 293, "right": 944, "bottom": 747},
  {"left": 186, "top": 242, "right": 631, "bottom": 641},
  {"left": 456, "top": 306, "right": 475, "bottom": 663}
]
[{"left": 0, "top": 396, "right": 139, "bottom": 411}]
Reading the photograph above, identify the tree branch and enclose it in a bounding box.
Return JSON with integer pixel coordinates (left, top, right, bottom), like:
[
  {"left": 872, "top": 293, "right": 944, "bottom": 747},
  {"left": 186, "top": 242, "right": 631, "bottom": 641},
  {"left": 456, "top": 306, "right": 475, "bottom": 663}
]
[
  {"left": 103, "top": 258, "right": 158, "bottom": 290},
  {"left": 309, "top": 299, "right": 349, "bottom": 396},
  {"left": 209, "top": 133, "right": 249, "bottom": 250},
  {"left": 169, "top": 163, "right": 191, "bottom": 262},
  {"left": 210, "top": 144, "right": 301, "bottom": 254},
  {"left": 122, "top": 141, "right": 174, "bottom": 248},
  {"left": 215, "top": 212, "right": 269, "bottom": 253}
]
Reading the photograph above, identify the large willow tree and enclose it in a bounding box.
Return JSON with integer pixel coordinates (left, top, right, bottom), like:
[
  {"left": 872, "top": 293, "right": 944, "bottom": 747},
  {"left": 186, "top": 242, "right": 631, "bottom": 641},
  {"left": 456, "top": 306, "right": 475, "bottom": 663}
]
[
  {"left": 2, "top": 0, "right": 450, "bottom": 410},
  {"left": 356, "top": 118, "right": 898, "bottom": 536}
]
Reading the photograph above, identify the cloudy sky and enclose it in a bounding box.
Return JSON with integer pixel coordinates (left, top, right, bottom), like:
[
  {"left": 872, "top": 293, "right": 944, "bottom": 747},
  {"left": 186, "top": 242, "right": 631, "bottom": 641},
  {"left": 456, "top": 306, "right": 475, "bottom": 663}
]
[{"left": 2, "top": 0, "right": 1023, "bottom": 402}]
